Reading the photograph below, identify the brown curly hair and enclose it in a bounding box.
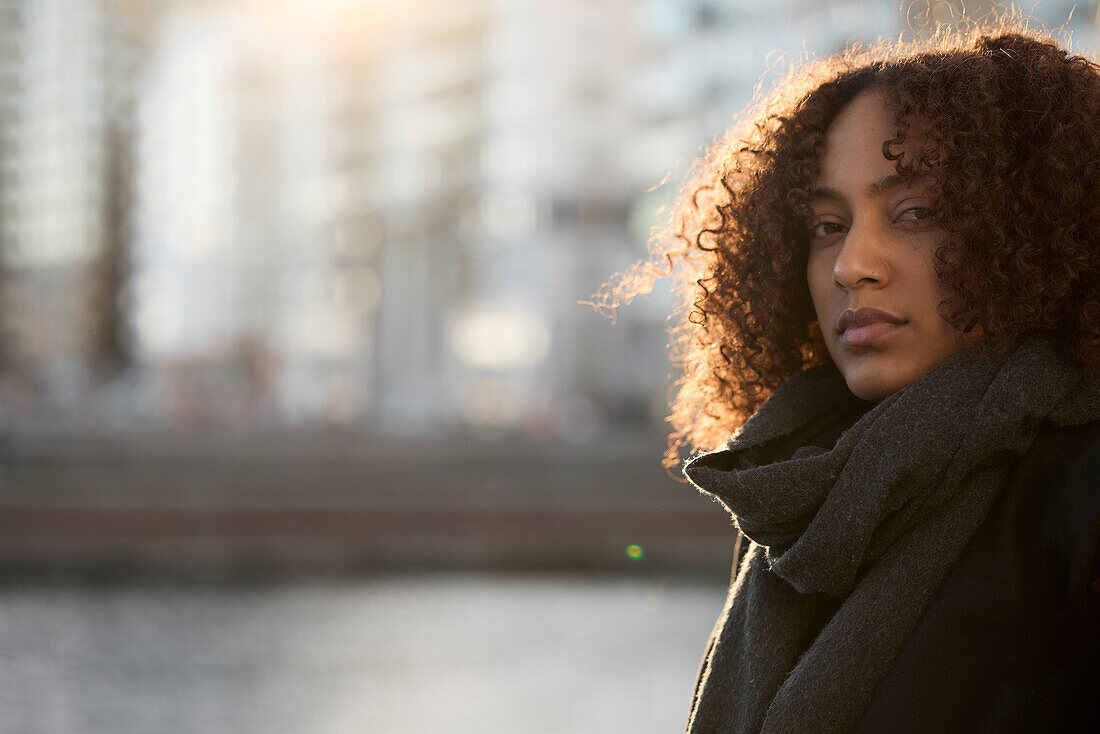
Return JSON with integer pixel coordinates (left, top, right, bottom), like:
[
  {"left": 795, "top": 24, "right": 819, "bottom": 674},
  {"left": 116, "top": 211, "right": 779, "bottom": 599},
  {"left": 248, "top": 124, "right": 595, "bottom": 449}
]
[{"left": 591, "top": 18, "right": 1100, "bottom": 471}]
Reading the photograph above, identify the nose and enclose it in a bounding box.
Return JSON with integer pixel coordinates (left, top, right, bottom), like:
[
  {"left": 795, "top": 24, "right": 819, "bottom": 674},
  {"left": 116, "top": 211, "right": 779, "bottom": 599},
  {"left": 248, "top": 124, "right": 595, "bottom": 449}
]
[{"left": 833, "top": 218, "right": 888, "bottom": 291}]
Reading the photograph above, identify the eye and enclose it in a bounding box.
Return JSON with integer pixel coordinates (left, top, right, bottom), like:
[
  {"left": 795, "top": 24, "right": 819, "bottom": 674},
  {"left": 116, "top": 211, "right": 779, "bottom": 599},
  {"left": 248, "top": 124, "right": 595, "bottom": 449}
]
[
  {"left": 811, "top": 221, "right": 846, "bottom": 238},
  {"left": 895, "top": 206, "right": 932, "bottom": 227}
]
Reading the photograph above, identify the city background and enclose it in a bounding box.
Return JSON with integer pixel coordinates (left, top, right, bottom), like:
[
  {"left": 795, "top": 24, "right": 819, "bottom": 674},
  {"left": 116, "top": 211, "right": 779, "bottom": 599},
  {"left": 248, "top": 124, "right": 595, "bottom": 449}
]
[{"left": 0, "top": 0, "right": 1094, "bottom": 732}]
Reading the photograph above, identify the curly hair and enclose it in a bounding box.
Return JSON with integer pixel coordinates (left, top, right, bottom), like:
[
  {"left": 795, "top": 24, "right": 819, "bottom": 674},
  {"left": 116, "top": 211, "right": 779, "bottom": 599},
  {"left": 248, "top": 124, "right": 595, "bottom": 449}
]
[{"left": 591, "top": 18, "right": 1100, "bottom": 471}]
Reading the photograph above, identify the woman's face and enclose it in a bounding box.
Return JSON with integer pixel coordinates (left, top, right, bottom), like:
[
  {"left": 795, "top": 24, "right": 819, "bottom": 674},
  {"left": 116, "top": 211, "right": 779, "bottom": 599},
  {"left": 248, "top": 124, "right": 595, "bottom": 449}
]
[{"left": 806, "top": 91, "right": 979, "bottom": 401}]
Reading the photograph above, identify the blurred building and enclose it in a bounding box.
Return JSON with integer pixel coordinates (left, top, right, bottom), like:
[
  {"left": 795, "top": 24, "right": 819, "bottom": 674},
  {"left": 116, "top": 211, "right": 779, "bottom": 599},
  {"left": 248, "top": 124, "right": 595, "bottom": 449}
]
[
  {"left": 0, "top": 0, "right": 15, "bottom": 382},
  {"left": 0, "top": 0, "right": 1096, "bottom": 437},
  {"left": 370, "top": 0, "right": 487, "bottom": 433},
  {"left": 131, "top": 6, "right": 300, "bottom": 425},
  {"left": 0, "top": 0, "right": 141, "bottom": 424}
]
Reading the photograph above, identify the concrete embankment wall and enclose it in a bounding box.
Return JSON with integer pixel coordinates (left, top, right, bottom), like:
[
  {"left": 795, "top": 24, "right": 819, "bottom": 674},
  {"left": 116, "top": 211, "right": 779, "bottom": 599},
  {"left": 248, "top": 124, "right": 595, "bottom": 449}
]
[{"left": 0, "top": 428, "right": 736, "bottom": 577}]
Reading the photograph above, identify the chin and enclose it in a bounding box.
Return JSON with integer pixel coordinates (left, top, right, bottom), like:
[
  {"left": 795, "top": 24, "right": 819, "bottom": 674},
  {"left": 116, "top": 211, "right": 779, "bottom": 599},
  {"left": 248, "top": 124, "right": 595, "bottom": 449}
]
[
  {"left": 836, "top": 357, "right": 917, "bottom": 402},
  {"left": 845, "top": 378, "right": 898, "bottom": 402}
]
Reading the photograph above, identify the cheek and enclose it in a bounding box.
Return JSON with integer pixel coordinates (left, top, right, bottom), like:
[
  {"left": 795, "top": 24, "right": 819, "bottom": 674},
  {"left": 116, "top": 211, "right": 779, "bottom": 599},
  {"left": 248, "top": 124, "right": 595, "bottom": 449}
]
[
  {"left": 909, "top": 259, "right": 952, "bottom": 326},
  {"left": 805, "top": 256, "right": 833, "bottom": 318}
]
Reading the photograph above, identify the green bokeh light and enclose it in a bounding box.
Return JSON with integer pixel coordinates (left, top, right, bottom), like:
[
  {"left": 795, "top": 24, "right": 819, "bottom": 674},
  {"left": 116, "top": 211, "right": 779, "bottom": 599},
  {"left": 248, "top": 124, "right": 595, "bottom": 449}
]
[{"left": 626, "top": 544, "right": 644, "bottom": 560}]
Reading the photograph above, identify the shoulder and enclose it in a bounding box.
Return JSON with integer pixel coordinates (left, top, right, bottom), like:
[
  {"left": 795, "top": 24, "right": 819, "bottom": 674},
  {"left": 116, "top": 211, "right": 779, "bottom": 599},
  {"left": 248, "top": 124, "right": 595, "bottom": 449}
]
[
  {"left": 1011, "top": 422, "right": 1100, "bottom": 730},
  {"left": 1017, "top": 419, "right": 1100, "bottom": 480},
  {"left": 1012, "top": 420, "right": 1100, "bottom": 595}
]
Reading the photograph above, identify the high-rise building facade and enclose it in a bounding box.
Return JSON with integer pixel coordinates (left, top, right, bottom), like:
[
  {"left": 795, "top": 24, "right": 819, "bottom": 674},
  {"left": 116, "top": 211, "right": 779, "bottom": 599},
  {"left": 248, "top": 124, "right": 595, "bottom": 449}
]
[
  {"left": 0, "top": 0, "right": 136, "bottom": 420},
  {"left": 1, "top": 0, "right": 1096, "bottom": 435}
]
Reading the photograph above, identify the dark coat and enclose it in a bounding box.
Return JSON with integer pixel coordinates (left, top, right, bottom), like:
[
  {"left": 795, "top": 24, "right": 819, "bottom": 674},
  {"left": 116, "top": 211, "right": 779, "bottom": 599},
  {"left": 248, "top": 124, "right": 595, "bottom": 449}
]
[
  {"left": 699, "top": 419, "right": 1100, "bottom": 733},
  {"left": 855, "top": 419, "right": 1100, "bottom": 732}
]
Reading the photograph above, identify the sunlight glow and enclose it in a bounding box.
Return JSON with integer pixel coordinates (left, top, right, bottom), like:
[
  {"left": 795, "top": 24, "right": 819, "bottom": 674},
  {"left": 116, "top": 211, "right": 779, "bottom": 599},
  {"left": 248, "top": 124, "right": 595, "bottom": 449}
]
[{"left": 450, "top": 307, "right": 551, "bottom": 371}]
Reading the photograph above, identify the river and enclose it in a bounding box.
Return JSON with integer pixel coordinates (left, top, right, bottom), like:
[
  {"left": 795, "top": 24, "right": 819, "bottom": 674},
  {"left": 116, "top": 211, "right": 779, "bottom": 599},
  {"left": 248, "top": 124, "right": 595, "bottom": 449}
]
[{"left": 0, "top": 572, "right": 727, "bottom": 733}]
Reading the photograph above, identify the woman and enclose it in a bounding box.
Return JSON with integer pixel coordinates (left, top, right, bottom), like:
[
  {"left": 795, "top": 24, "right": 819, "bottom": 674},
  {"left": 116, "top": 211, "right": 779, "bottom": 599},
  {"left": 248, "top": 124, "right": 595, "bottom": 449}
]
[{"left": 596, "top": 20, "right": 1100, "bottom": 734}]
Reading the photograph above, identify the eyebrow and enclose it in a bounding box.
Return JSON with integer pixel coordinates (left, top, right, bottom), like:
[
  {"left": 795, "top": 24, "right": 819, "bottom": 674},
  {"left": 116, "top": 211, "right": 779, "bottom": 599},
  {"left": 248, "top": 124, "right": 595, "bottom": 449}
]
[{"left": 809, "top": 173, "right": 909, "bottom": 203}]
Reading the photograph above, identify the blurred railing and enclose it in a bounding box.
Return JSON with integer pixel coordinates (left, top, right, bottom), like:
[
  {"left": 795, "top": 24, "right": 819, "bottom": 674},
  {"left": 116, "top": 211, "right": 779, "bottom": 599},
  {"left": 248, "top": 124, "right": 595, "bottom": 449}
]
[{"left": 0, "top": 427, "right": 735, "bottom": 577}]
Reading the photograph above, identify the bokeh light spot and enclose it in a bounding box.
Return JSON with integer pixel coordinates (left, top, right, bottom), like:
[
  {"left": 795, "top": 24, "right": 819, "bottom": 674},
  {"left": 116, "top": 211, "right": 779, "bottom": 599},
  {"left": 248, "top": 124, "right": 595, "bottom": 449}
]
[{"left": 626, "top": 544, "right": 644, "bottom": 561}]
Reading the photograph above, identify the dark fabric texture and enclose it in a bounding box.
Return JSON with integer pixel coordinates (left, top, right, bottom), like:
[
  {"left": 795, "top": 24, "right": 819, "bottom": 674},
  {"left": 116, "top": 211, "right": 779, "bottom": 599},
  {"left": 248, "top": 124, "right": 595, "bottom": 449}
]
[
  {"left": 682, "top": 336, "right": 1100, "bottom": 734},
  {"left": 855, "top": 420, "right": 1100, "bottom": 732}
]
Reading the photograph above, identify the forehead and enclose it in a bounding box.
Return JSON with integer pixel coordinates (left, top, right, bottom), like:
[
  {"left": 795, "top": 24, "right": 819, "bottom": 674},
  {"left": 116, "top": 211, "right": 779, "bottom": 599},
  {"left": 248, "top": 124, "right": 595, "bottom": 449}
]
[{"left": 815, "top": 91, "right": 897, "bottom": 190}]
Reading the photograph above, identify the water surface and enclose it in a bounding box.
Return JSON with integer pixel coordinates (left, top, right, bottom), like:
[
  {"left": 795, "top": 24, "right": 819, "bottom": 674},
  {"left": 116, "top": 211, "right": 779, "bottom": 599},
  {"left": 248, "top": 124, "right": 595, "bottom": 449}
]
[{"left": 0, "top": 573, "right": 726, "bottom": 734}]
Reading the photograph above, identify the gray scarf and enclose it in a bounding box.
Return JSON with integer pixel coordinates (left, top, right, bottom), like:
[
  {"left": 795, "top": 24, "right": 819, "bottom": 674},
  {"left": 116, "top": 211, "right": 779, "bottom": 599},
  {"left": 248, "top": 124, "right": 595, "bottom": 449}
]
[{"left": 682, "top": 336, "right": 1100, "bottom": 734}]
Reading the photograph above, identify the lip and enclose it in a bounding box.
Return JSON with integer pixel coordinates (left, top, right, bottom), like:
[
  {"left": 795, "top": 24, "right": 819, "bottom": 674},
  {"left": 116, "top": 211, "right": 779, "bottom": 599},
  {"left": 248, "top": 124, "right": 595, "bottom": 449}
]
[{"left": 837, "top": 307, "right": 907, "bottom": 347}]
